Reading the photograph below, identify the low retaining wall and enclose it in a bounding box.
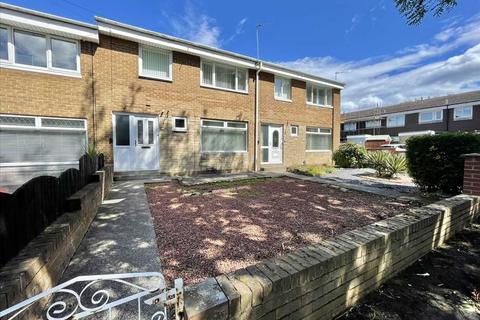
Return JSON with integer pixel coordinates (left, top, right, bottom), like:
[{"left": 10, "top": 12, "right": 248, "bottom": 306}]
[
  {"left": 184, "top": 194, "right": 480, "bottom": 320},
  {"left": 0, "top": 165, "right": 113, "bottom": 314}
]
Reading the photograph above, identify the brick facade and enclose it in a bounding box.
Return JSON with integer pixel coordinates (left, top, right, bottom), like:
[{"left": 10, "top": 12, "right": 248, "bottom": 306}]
[
  {"left": 463, "top": 153, "right": 480, "bottom": 196},
  {"left": 0, "top": 13, "right": 342, "bottom": 175}
]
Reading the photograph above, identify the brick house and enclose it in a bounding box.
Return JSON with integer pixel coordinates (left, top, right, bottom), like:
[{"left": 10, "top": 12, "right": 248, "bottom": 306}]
[
  {"left": 341, "top": 91, "right": 480, "bottom": 143},
  {"left": 0, "top": 3, "right": 343, "bottom": 187}
]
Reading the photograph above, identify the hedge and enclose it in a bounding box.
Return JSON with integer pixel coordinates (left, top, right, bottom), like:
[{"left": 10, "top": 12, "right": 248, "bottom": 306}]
[
  {"left": 406, "top": 132, "right": 480, "bottom": 194},
  {"left": 332, "top": 142, "right": 368, "bottom": 168}
]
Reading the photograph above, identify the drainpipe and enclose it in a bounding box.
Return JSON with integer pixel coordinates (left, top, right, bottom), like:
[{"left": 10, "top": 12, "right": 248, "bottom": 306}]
[{"left": 254, "top": 61, "right": 263, "bottom": 172}]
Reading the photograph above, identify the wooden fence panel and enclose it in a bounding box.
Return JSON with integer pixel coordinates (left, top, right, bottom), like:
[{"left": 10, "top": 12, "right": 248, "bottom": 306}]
[{"left": 0, "top": 154, "right": 105, "bottom": 266}]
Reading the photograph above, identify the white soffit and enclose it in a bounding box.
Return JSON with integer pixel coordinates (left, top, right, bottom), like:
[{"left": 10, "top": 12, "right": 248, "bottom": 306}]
[{"left": 0, "top": 3, "right": 99, "bottom": 43}]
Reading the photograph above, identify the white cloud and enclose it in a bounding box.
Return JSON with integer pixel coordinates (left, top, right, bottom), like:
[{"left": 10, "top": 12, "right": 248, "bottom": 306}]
[
  {"left": 278, "top": 14, "right": 480, "bottom": 112},
  {"left": 168, "top": 1, "right": 221, "bottom": 47}
]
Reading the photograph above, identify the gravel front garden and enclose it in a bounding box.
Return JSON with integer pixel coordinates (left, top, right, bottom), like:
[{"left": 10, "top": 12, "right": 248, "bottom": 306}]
[{"left": 146, "top": 177, "right": 414, "bottom": 284}]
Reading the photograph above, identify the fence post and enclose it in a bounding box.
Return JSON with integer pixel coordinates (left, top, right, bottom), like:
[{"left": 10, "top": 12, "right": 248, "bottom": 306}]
[{"left": 463, "top": 153, "right": 480, "bottom": 196}]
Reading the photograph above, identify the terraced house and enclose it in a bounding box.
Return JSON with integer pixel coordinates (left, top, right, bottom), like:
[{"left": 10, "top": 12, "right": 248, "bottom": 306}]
[
  {"left": 341, "top": 91, "right": 480, "bottom": 143},
  {"left": 0, "top": 3, "right": 343, "bottom": 186}
]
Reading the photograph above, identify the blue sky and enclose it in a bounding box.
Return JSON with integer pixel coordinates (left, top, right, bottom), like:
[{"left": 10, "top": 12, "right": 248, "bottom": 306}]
[{"left": 5, "top": 0, "right": 480, "bottom": 112}]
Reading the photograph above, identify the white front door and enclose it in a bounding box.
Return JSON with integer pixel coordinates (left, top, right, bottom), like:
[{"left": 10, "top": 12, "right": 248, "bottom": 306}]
[
  {"left": 261, "top": 125, "right": 283, "bottom": 164},
  {"left": 113, "top": 114, "right": 160, "bottom": 172}
]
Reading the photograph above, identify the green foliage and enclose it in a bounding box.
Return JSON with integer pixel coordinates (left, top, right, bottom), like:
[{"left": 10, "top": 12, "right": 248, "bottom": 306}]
[
  {"left": 394, "top": 0, "right": 457, "bottom": 25},
  {"left": 406, "top": 132, "right": 480, "bottom": 194},
  {"left": 84, "top": 141, "right": 98, "bottom": 159},
  {"left": 332, "top": 143, "right": 368, "bottom": 168},
  {"left": 366, "top": 151, "right": 407, "bottom": 178},
  {"left": 289, "top": 165, "right": 335, "bottom": 177}
]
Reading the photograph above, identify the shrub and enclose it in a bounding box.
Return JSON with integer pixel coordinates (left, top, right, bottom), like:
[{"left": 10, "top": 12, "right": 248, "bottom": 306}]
[
  {"left": 406, "top": 132, "right": 480, "bottom": 194},
  {"left": 366, "top": 151, "right": 407, "bottom": 178},
  {"left": 288, "top": 165, "right": 334, "bottom": 177},
  {"left": 332, "top": 142, "right": 368, "bottom": 168}
]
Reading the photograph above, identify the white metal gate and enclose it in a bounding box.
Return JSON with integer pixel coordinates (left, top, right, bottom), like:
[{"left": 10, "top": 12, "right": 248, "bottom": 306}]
[{"left": 0, "top": 273, "right": 183, "bottom": 320}]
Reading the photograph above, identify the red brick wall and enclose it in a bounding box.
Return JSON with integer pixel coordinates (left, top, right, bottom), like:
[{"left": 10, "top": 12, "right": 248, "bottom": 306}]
[{"left": 463, "top": 154, "right": 480, "bottom": 196}]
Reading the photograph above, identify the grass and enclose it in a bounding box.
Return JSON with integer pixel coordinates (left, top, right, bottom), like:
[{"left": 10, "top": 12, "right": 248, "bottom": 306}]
[
  {"left": 181, "top": 177, "right": 277, "bottom": 194},
  {"left": 288, "top": 164, "right": 335, "bottom": 177}
]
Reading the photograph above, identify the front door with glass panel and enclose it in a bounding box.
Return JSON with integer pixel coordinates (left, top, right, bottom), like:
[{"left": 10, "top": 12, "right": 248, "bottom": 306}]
[
  {"left": 261, "top": 125, "right": 283, "bottom": 164},
  {"left": 113, "top": 114, "right": 159, "bottom": 172}
]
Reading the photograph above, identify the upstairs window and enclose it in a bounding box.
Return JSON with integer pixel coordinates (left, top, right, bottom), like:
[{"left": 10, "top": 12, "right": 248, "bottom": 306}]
[
  {"left": 274, "top": 76, "right": 291, "bottom": 101},
  {"left": 307, "top": 84, "right": 332, "bottom": 107},
  {"left": 0, "top": 27, "right": 8, "bottom": 61},
  {"left": 201, "top": 61, "right": 248, "bottom": 93},
  {"left": 454, "top": 106, "right": 473, "bottom": 121},
  {"left": 139, "top": 45, "right": 172, "bottom": 80},
  {"left": 419, "top": 110, "right": 443, "bottom": 123},
  {"left": 365, "top": 119, "right": 381, "bottom": 128},
  {"left": 387, "top": 114, "right": 405, "bottom": 128},
  {"left": 0, "top": 26, "right": 80, "bottom": 76},
  {"left": 343, "top": 122, "right": 357, "bottom": 131}
]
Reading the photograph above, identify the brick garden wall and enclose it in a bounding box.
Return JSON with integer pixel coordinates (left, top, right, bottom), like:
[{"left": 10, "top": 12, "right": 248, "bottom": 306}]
[
  {"left": 184, "top": 194, "right": 480, "bottom": 320},
  {"left": 463, "top": 153, "right": 480, "bottom": 196},
  {"left": 0, "top": 166, "right": 113, "bottom": 315}
]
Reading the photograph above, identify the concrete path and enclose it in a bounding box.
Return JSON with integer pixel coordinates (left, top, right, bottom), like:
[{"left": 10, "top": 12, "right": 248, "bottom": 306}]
[{"left": 59, "top": 180, "right": 166, "bottom": 319}]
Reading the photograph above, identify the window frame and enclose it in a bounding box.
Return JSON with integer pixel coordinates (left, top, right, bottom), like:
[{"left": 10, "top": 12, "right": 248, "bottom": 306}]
[
  {"left": 305, "top": 127, "right": 332, "bottom": 152},
  {"left": 343, "top": 122, "right": 357, "bottom": 131},
  {"left": 0, "top": 114, "right": 87, "bottom": 167},
  {"left": 0, "top": 25, "right": 81, "bottom": 77},
  {"left": 290, "top": 125, "right": 298, "bottom": 137},
  {"left": 138, "top": 45, "right": 173, "bottom": 81},
  {"left": 172, "top": 116, "right": 188, "bottom": 132},
  {"left": 306, "top": 83, "right": 333, "bottom": 108},
  {"left": 274, "top": 76, "right": 292, "bottom": 102},
  {"left": 418, "top": 109, "right": 443, "bottom": 124},
  {"left": 386, "top": 114, "right": 405, "bottom": 128},
  {"left": 365, "top": 119, "right": 382, "bottom": 129},
  {"left": 453, "top": 106, "right": 473, "bottom": 121},
  {"left": 200, "top": 119, "right": 248, "bottom": 153},
  {"left": 200, "top": 59, "right": 248, "bottom": 94}
]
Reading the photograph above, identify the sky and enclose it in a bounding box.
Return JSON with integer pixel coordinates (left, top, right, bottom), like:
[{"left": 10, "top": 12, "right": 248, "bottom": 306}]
[{"left": 5, "top": 0, "right": 480, "bottom": 112}]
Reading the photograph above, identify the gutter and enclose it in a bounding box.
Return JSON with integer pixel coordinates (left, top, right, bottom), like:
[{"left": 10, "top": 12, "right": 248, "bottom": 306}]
[{"left": 254, "top": 61, "right": 263, "bottom": 172}]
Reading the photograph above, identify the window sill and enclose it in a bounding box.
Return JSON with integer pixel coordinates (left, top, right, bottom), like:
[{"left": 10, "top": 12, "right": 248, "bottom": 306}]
[
  {"left": 172, "top": 129, "right": 187, "bottom": 132},
  {"left": 139, "top": 73, "right": 173, "bottom": 82},
  {"left": 201, "top": 84, "right": 249, "bottom": 95},
  {"left": 0, "top": 62, "right": 81, "bottom": 78},
  {"left": 274, "top": 97, "right": 292, "bottom": 103},
  {"left": 307, "top": 102, "right": 333, "bottom": 108},
  {"left": 418, "top": 120, "right": 443, "bottom": 124},
  {"left": 386, "top": 125, "right": 405, "bottom": 128},
  {"left": 453, "top": 117, "right": 473, "bottom": 121}
]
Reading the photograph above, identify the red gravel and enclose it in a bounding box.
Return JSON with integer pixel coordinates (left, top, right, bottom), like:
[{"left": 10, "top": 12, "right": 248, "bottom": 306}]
[{"left": 146, "top": 177, "right": 411, "bottom": 285}]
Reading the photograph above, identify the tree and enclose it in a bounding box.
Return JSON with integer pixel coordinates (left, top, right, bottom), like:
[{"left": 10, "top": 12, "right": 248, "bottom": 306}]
[{"left": 395, "top": 0, "right": 458, "bottom": 25}]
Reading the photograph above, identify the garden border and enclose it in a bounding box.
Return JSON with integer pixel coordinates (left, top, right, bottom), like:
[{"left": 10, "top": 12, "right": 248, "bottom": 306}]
[
  {"left": 0, "top": 165, "right": 113, "bottom": 315},
  {"left": 183, "top": 193, "right": 479, "bottom": 319}
]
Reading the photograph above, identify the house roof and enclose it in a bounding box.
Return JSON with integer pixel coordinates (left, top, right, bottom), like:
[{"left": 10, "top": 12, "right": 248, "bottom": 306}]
[
  {"left": 0, "top": 2, "right": 344, "bottom": 89},
  {"left": 95, "top": 16, "right": 345, "bottom": 89},
  {"left": 342, "top": 90, "right": 480, "bottom": 121}
]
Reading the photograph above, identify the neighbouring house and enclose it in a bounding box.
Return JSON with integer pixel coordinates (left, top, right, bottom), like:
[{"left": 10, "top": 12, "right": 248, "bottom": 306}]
[
  {"left": 0, "top": 3, "right": 344, "bottom": 188},
  {"left": 341, "top": 91, "right": 480, "bottom": 143}
]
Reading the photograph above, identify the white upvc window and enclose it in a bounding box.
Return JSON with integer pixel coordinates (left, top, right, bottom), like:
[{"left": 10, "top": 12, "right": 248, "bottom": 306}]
[
  {"left": 201, "top": 60, "right": 248, "bottom": 93},
  {"left": 387, "top": 114, "right": 405, "bottom": 128},
  {"left": 290, "top": 125, "right": 298, "bottom": 136},
  {"left": 419, "top": 110, "right": 443, "bottom": 124},
  {"left": 306, "top": 127, "right": 332, "bottom": 152},
  {"left": 139, "top": 45, "right": 172, "bottom": 81},
  {"left": 306, "top": 83, "right": 333, "bottom": 107},
  {"left": 0, "top": 25, "right": 81, "bottom": 77},
  {"left": 365, "top": 119, "right": 382, "bottom": 128},
  {"left": 201, "top": 119, "right": 247, "bottom": 153},
  {"left": 172, "top": 116, "right": 187, "bottom": 132},
  {"left": 343, "top": 122, "right": 357, "bottom": 131},
  {"left": 274, "top": 76, "right": 291, "bottom": 101},
  {"left": 0, "top": 114, "right": 87, "bottom": 166},
  {"left": 454, "top": 106, "right": 473, "bottom": 121}
]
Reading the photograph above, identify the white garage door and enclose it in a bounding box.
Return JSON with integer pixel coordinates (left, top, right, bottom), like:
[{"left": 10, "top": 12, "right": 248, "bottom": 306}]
[{"left": 0, "top": 114, "right": 87, "bottom": 191}]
